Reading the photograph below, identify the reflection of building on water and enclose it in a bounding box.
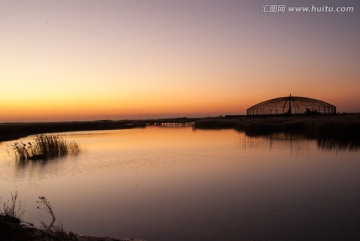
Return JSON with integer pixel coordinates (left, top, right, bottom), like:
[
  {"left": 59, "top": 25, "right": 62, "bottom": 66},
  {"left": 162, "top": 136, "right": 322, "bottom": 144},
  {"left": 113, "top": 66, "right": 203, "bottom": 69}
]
[
  {"left": 238, "top": 132, "right": 360, "bottom": 153},
  {"left": 237, "top": 133, "right": 316, "bottom": 156},
  {"left": 236, "top": 134, "right": 270, "bottom": 150},
  {"left": 150, "top": 122, "right": 195, "bottom": 128},
  {"left": 247, "top": 94, "right": 336, "bottom": 116},
  {"left": 317, "top": 138, "right": 360, "bottom": 151}
]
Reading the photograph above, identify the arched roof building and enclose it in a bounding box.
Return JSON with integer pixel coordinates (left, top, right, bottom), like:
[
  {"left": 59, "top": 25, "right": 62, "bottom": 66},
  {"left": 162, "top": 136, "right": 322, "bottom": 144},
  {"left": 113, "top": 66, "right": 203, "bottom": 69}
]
[{"left": 247, "top": 95, "right": 336, "bottom": 116}]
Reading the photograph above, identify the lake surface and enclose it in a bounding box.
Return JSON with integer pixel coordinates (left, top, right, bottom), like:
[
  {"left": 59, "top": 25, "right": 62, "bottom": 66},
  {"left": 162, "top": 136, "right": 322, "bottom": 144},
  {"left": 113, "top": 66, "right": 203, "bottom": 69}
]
[{"left": 1, "top": 126, "right": 360, "bottom": 241}]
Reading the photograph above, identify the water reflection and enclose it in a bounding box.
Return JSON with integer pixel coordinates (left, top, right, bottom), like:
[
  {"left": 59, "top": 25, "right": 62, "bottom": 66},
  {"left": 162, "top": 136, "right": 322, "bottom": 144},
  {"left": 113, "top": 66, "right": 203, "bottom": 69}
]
[
  {"left": 243, "top": 132, "right": 360, "bottom": 152},
  {"left": 236, "top": 133, "right": 316, "bottom": 157},
  {"left": 235, "top": 134, "right": 270, "bottom": 150},
  {"left": 317, "top": 138, "right": 360, "bottom": 151},
  {"left": 15, "top": 155, "right": 67, "bottom": 169},
  {"left": 1, "top": 127, "right": 360, "bottom": 241},
  {"left": 153, "top": 122, "right": 194, "bottom": 127},
  {"left": 13, "top": 157, "right": 65, "bottom": 181}
]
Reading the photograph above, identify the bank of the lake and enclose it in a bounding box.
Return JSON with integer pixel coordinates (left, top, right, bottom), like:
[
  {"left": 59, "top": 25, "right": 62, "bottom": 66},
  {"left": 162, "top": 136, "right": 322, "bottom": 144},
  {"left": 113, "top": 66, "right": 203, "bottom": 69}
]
[
  {"left": 0, "top": 118, "right": 202, "bottom": 143},
  {"left": 0, "top": 120, "right": 147, "bottom": 142},
  {"left": 2, "top": 115, "right": 360, "bottom": 143},
  {"left": 0, "top": 214, "right": 142, "bottom": 241},
  {"left": 194, "top": 114, "right": 360, "bottom": 140}
]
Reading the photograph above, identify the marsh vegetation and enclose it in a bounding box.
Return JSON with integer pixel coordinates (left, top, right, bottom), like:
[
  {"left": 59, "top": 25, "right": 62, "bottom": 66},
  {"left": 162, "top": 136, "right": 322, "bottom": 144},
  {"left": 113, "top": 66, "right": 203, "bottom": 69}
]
[
  {"left": 11, "top": 135, "right": 80, "bottom": 161},
  {"left": 0, "top": 193, "right": 77, "bottom": 241},
  {"left": 0, "top": 192, "right": 125, "bottom": 241}
]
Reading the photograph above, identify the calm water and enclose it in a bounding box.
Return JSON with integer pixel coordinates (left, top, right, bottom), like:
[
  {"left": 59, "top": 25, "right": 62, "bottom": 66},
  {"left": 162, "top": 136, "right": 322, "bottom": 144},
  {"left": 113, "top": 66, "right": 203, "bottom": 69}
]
[{"left": 1, "top": 126, "right": 360, "bottom": 241}]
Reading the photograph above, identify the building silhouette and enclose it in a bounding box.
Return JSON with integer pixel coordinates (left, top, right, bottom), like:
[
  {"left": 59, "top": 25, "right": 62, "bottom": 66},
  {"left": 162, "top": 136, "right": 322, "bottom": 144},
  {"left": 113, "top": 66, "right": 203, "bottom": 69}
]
[{"left": 247, "top": 95, "right": 336, "bottom": 116}]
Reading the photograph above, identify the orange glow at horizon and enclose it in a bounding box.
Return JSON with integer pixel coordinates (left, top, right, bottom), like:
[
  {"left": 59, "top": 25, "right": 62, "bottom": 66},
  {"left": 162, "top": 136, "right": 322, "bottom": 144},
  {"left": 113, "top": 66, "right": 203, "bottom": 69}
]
[{"left": 1, "top": 1, "right": 359, "bottom": 122}]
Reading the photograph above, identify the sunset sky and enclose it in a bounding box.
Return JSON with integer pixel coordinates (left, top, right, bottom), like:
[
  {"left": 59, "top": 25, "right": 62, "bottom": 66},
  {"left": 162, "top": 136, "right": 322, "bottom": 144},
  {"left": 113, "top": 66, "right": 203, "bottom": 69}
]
[{"left": 1, "top": 0, "right": 359, "bottom": 121}]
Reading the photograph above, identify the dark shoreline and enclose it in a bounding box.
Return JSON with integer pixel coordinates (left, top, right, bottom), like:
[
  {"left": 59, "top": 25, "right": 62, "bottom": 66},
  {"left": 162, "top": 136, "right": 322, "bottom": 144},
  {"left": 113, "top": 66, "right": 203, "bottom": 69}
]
[
  {"left": 195, "top": 114, "right": 360, "bottom": 135},
  {"left": 0, "top": 214, "right": 142, "bottom": 241},
  {"left": 0, "top": 117, "right": 201, "bottom": 142},
  {"left": 1, "top": 115, "right": 360, "bottom": 146},
  {"left": 0, "top": 120, "right": 147, "bottom": 142},
  {"left": 194, "top": 114, "right": 360, "bottom": 147}
]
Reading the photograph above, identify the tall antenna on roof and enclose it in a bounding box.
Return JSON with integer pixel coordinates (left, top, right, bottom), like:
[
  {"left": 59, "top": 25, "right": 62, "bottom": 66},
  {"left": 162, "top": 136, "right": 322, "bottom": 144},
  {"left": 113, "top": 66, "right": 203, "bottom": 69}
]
[{"left": 289, "top": 94, "right": 292, "bottom": 115}]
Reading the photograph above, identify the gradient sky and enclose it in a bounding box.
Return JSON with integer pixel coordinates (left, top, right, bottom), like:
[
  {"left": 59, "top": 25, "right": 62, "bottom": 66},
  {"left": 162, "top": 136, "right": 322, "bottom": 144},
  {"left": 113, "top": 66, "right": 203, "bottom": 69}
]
[{"left": 1, "top": 0, "right": 359, "bottom": 121}]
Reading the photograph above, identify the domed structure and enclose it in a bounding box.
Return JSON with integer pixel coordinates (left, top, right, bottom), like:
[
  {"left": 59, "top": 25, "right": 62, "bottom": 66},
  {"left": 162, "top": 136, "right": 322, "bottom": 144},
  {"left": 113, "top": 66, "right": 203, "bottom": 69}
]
[{"left": 247, "top": 95, "right": 336, "bottom": 116}]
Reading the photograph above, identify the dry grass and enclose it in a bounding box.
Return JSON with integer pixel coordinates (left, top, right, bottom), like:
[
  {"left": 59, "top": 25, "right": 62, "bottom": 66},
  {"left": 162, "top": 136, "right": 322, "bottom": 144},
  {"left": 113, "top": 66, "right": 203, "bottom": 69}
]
[
  {"left": 11, "top": 135, "right": 80, "bottom": 161},
  {"left": 0, "top": 192, "right": 25, "bottom": 220},
  {"left": 1, "top": 192, "right": 144, "bottom": 241}
]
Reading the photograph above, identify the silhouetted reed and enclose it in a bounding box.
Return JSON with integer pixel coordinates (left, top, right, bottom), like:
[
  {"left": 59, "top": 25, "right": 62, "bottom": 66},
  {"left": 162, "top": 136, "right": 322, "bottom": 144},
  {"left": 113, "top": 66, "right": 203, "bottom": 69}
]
[
  {"left": 11, "top": 135, "right": 80, "bottom": 161},
  {"left": 0, "top": 192, "right": 25, "bottom": 220},
  {"left": 1, "top": 192, "right": 79, "bottom": 241}
]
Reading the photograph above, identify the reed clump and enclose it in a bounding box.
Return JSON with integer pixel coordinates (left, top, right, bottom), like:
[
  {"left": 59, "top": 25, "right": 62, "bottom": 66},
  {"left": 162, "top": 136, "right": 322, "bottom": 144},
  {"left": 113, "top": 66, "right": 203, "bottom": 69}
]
[{"left": 11, "top": 135, "right": 80, "bottom": 161}]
